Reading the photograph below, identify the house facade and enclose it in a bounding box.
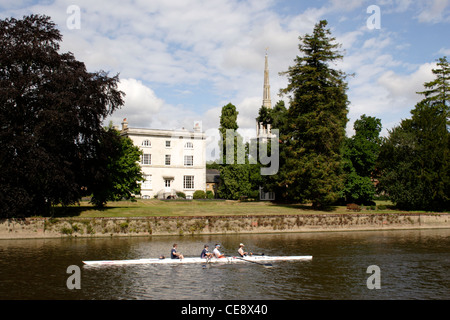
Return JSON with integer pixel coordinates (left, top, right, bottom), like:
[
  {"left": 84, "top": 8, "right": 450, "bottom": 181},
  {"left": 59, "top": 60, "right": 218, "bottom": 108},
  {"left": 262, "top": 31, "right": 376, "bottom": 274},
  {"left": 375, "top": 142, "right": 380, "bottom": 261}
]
[{"left": 120, "top": 119, "right": 206, "bottom": 199}]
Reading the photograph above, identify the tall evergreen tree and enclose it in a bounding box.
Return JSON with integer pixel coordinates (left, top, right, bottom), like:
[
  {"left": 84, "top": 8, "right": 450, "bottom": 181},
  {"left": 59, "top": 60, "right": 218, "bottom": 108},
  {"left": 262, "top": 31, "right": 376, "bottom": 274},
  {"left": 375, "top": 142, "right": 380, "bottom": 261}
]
[
  {"left": 270, "top": 100, "right": 289, "bottom": 133},
  {"left": 278, "top": 20, "right": 349, "bottom": 208},
  {"left": 218, "top": 103, "right": 239, "bottom": 164},
  {"left": 217, "top": 103, "right": 252, "bottom": 199},
  {"left": 417, "top": 56, "right": 449, "bottom": 109}
]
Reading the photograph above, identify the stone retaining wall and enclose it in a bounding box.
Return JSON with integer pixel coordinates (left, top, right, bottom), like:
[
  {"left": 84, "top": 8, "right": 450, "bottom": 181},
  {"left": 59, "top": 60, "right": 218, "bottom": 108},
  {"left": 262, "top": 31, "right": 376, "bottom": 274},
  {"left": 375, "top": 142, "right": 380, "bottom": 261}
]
[{"left": 0, "top": 213, "right": 449, "bottom": 239}]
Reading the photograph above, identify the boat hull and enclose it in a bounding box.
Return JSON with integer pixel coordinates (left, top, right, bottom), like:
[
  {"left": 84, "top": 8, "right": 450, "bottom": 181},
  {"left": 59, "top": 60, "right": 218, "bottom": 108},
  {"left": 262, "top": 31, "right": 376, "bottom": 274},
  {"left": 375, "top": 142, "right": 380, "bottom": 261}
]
[{"left": 82, "top": 255, "right": 312, "bottom": 266}]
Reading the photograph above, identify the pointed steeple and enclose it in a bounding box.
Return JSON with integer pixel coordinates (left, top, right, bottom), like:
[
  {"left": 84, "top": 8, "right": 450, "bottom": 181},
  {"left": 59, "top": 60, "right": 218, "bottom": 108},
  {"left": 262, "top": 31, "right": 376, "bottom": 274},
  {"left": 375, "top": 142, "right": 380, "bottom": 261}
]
[
  {"left": 262, "top": 50, "right": 272, "bottom": 109},
  {"left": 257, "top": 50, "right": 272, "bottom": 139}
]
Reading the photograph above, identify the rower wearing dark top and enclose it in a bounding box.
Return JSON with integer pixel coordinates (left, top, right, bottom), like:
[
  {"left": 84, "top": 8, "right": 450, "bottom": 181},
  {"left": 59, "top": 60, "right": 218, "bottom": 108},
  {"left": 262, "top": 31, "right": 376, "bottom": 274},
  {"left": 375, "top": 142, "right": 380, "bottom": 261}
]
[
  {"left": 200, "top": 244, "right": 213, "bottom": 259},
  {"left": 171, "top": 243, "right": 184, "bottom": 259}
]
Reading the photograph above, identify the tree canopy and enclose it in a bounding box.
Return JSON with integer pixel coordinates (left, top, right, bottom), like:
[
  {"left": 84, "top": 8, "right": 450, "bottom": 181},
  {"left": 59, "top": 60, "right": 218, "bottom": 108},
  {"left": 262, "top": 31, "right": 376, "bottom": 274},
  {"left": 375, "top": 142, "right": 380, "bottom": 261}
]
[
  {"left": 417, "top": 56, "right": 449, "bottom": 109},
  {"left": 0, "top": 15, "right": 129, "bottom": 217},
  {"left": 89, "top": 125, "right": 144, "bottom": 207},
  {"left": 342, "top": 115, "right": 382, "bottom": 204},
  {"left": 216, "top": 103, "right": 255, "bottom": 199},
  {"left": 378, "top": 57, "right": 449, "bottom": 211},
  {"left": 277, "top": 20, "right": 349, "bottom": 208}
]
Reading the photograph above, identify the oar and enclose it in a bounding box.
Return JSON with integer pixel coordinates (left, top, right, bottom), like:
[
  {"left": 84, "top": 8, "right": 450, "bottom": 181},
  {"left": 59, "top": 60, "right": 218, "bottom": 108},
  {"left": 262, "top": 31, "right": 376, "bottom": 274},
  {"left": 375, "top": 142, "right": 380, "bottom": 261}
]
[{"left": 235, "top": 257, "right": 272, "bottom": 268}]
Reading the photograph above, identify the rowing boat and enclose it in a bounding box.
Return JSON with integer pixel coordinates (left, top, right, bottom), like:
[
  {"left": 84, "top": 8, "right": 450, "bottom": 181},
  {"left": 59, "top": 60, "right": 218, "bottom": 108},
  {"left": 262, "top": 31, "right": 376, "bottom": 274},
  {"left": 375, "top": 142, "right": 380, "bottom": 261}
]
[{"left": 82, "top": 255, "right": 312, "bottom": 266}]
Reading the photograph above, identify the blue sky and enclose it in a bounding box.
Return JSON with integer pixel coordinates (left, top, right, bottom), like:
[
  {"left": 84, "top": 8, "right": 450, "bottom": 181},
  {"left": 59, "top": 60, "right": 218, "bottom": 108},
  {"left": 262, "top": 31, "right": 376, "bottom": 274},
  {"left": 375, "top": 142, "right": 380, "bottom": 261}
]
[{"left": 1, "top": 0, "right": 449, "bottom": 139}]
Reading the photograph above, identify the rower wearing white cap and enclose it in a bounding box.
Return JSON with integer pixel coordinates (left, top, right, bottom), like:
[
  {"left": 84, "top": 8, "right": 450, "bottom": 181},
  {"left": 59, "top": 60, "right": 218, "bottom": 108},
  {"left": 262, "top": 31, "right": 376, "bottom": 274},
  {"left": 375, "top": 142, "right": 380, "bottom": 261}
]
[
  {"left": 238, "top": 243, "right": 252, "bottom": 257},
  {"left": 213, "top": 244, "right": 225, "bottom": 258}
]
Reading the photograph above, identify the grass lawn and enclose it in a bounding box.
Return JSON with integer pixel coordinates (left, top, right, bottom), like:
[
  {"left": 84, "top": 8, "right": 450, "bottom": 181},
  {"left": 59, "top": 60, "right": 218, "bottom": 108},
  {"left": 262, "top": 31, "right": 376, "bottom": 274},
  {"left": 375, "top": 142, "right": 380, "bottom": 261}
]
[{"left": 47, "top": 199, "right": 405, "bottom": 218}]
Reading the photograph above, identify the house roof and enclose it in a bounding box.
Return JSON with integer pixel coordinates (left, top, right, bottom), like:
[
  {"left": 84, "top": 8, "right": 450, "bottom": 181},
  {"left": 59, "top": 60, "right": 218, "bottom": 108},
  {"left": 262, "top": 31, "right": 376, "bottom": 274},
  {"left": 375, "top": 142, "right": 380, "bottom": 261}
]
[{"left": 206, "top": 169, "right": 220, "bottom": 183}]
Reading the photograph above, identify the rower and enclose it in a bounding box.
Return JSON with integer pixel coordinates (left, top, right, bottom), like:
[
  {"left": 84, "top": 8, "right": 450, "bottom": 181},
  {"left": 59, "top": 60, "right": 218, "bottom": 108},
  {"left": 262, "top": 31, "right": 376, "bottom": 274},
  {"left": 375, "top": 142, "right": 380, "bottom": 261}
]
[
  {"left": 213, "top": 244, "right": 225, "bottom": 258},
  {"left": 238, "top": 243, "right": 252, "bottom": 257},
  {"left": 200, "top": 244, "right": 213, "bottom": 259},
  {"left": 171, "top": 243, "right": 184, "bottom": 259}
]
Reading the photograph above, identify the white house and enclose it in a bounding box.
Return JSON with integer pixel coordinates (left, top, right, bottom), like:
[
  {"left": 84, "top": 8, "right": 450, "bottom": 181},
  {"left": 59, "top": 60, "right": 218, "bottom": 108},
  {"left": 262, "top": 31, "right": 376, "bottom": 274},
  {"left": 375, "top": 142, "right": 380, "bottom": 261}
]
[{"left": 120, "top": 119, "right": 206, "bottom": 199}]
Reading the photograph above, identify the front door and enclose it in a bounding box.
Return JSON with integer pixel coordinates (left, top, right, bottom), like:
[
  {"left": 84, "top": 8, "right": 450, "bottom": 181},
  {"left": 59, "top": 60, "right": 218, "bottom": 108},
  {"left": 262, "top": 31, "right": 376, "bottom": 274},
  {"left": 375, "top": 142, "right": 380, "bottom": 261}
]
[{"left": 164, "top": 179, "right": 171, "bottom": 192}]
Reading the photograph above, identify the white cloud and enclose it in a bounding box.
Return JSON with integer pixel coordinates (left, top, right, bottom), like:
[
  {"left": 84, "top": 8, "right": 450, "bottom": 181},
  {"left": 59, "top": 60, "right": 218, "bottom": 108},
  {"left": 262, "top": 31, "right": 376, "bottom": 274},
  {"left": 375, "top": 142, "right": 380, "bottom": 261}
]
[
  {"left": 345, "top": 61, "right": 436, "bottom": 136},
  {"left": 236, "top": 97, "right": 261, "bottom": 130},
  {"left": 377, "top": 0, "right": 413, "bottom": 13},
  {"left": 437, "top": 47, "right": 450, "bottom": 55},
  {"left": 328, "top": 0, "right": 367, "bottom": 12},
  {"left": 417, "top": 0, "right": 450, "bottom": 23},
  {"left": 2, "top": 0, "right": 447, "bottom": 140},
  {"left": 391, "top": 0, "right": 413, "bottom": 12},
  {"left": 110, "top": 78, "right": 165, "bottom": 128},
  {"left": 286, "top": 6, "right": 328, "bottom": 32},
  {"left": 377, "top": 62, "right": 436, "bottom": 104}
]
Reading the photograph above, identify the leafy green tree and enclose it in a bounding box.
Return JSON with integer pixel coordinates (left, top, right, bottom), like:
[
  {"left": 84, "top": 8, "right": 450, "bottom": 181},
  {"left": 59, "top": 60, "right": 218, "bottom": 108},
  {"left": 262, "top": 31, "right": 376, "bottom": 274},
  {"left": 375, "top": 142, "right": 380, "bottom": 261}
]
[
  {"left": 217, "top": 103, "right": 253, "bottom": 199},
  {"left": 255, "top": 100, "right": 289, "bottom": 200},
  {"left": 348, "top": 115, "right": 382, "bottom": 176},
  {"left": 378, "top": 101, "right": 449, "bottom": 211},
  {"left": 341, "top": 115, "right": 382, "bottom": 204},
  {"left": 0, "top": 15, "right": 124, "bottom": 217},
  {"left": 217, "top": 164, "right": 252, "bottom": 200},
  {"left": 270, "top": 100, "right": 289, "bottom": 133},
  {"left": 256, "top": 105, "right": 272, "bottom": 127},
  {"left": 89, "top": 126, "right": 144, "bottom": 207},
  {"left": 219, "top": 103, "right": 239, "bottom": 164},
  {"left": 341, "top": 171, "right": 375, "bottom": 205},
  {"left": 278, "top": 20, "right": 349, "bottom": 208},
  {"left": 378, "top": 57, "right": 449, "bottom": 211}
]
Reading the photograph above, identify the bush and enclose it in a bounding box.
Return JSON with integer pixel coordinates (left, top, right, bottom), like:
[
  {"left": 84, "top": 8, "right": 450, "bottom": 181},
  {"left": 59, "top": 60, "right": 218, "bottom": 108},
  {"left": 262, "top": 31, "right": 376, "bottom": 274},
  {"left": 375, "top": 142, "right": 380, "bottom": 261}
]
[
  {"left": 176, "top": 192, "right": 186, "bottom": 199},
  {"left": 206, "top": 191, "right": 214, "bottom": 199},
  {"left": 193, "top": 190, "right": 206, "bottom": 199},
  {"left": 249, "top": 190, "right": 259, "bottom": 199}
]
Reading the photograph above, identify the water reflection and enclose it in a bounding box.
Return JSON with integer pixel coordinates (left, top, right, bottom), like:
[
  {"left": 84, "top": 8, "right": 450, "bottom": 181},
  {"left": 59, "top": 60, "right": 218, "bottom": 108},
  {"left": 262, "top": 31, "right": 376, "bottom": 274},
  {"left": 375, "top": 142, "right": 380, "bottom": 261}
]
[{"left": 0, "top": 229, "right": 449, "bottom": 300}]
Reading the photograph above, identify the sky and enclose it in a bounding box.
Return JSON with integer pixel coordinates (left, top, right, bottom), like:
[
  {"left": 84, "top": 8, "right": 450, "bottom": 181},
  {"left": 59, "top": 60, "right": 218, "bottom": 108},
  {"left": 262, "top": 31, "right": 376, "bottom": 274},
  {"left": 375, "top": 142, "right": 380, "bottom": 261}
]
[{"left": 1, "top": 0, "right": 449, "bottom": 141}]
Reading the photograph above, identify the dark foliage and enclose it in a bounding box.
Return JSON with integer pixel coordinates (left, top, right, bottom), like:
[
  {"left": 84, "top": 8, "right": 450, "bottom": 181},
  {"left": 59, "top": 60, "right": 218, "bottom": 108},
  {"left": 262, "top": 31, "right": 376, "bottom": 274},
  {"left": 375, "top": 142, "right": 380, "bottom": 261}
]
[{"left": 0, "top": 15, "right": 124, "bottom": 217}]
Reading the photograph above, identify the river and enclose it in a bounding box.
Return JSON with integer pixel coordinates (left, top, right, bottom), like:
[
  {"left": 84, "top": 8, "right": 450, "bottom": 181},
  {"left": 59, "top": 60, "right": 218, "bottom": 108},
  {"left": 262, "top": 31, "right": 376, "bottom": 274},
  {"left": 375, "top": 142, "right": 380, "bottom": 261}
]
[{"left": 0, "top": 229, "right": 449, "bottom": 300}]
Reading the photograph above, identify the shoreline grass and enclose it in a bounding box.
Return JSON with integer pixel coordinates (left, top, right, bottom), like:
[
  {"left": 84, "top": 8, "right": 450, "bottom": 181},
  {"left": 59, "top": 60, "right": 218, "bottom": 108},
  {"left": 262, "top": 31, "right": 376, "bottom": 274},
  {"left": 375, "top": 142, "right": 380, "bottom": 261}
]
[{"left": 43, "top": 199, "right": 445, "bottom": 218}]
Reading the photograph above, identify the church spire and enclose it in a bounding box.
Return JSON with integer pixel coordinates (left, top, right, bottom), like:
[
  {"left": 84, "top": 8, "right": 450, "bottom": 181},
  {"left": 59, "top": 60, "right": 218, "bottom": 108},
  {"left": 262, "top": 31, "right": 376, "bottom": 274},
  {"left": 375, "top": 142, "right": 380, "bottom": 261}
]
[
  {"left": 262, "top": 49, "right": 272, "bottom": 109},
  {"left": 257, "top": 50, "right": 272, "bottom": 139}
]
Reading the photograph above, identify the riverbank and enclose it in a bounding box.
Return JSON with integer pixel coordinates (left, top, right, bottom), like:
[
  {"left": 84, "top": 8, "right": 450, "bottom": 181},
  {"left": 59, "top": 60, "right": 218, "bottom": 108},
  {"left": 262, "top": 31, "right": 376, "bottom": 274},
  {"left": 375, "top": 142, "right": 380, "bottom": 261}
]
[
  {"left": 24, "top": 199, "right": 397, "bottom": 217},
  {"left": 1, "top": 212, "right": 449, "bottom": 239}
]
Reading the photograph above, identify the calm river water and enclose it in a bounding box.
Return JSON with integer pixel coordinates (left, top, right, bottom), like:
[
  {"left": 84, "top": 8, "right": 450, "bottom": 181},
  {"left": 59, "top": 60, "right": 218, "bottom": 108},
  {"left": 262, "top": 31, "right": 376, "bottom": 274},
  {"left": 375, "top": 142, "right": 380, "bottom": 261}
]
[{"left": 0, "top": 229, "right": 449, "bottom": 300}]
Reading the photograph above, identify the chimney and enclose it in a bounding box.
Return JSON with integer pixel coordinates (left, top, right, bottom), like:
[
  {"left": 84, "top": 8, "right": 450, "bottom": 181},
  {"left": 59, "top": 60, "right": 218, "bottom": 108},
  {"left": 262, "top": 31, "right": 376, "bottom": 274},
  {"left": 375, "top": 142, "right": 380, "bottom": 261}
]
[
  {"left": 193, "top": 121, "right": 202, "bottom": 132},
  {"left": 121, "top": 118, "right": 128, "bottom": 131}
]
